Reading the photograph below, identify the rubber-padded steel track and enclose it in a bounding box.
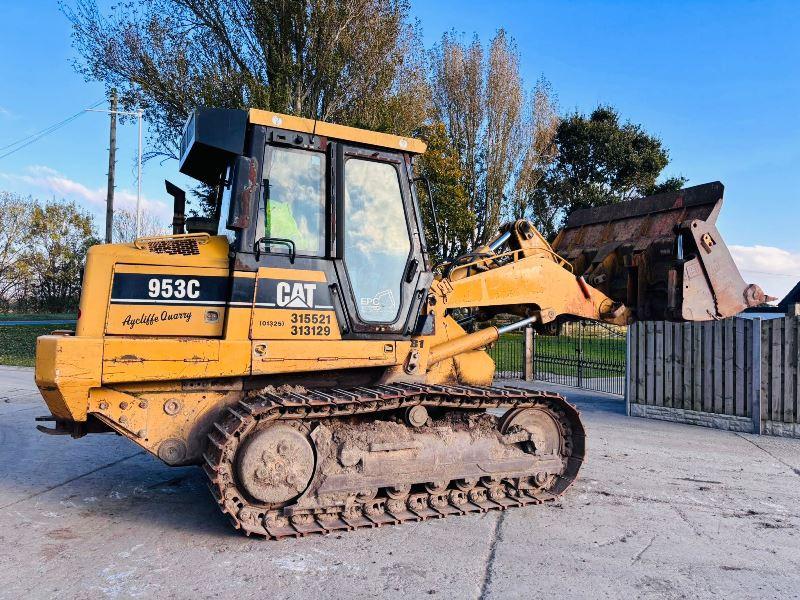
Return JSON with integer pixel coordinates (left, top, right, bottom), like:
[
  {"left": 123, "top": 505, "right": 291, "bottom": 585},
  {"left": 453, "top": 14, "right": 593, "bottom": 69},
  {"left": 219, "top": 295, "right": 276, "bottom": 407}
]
[{"left": 203, "top": 383, "right": 585, "bottom": 539}]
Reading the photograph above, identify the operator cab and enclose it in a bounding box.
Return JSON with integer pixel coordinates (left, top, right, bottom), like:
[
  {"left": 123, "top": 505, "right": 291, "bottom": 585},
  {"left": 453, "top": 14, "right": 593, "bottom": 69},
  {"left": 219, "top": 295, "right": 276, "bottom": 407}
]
[{"left": 176, "top": 108, "right": 434, "bottom": 340}]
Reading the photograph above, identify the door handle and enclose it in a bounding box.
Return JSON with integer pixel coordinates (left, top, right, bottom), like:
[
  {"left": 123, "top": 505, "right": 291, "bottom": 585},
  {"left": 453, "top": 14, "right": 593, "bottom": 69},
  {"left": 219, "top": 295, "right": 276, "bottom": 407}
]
[{"left": 404, "top": 258, "right": 419, "bottom": 283}]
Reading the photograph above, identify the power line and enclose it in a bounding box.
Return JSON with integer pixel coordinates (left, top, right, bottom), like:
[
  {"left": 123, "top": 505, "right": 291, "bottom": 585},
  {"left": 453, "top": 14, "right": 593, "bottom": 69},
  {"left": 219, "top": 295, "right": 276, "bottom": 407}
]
[
  {"left": 0, "top": 99, "right": 104, "bottom": 151},
  {"left": 0, "top": 99, "right": 105, "bottom": 160},
  {"left": 740, "top": 269, "right": 797, "bottom": 278}
]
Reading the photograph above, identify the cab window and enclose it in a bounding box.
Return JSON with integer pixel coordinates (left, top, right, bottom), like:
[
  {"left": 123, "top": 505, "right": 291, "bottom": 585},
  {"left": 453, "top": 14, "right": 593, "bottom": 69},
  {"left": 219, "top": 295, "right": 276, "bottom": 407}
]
[
  {"left": 260, "top": 146, "right": 326, "bottom": 256},
  {"left": 344, "top": 158, "right": 411, "bottom": 323}
]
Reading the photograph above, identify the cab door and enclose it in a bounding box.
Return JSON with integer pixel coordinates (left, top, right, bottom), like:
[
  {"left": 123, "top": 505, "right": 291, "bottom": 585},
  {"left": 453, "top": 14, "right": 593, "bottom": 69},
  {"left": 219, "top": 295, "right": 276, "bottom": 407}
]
[
  {"left": 331, "top": 143, "right": 431, "bottom": 337},
  {"left": 248, "top": 135, "right": 343, "bottom": 344}
]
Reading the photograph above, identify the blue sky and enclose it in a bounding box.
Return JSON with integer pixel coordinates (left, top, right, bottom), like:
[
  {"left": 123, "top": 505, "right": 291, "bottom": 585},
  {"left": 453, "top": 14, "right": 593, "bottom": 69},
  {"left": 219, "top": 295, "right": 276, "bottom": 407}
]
[{"left": 0, "top": 1, "right": 798, "bottom": 298}]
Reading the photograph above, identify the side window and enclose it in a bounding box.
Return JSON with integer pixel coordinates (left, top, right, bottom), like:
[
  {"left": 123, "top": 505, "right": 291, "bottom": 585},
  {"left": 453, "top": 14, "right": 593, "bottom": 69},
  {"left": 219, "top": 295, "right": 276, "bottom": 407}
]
[
  {"left": 261, "top": 146, "right": 326, "bottom": 256},
  {"left": 344, "top": 158, "right": 411, "bottom": 323}
]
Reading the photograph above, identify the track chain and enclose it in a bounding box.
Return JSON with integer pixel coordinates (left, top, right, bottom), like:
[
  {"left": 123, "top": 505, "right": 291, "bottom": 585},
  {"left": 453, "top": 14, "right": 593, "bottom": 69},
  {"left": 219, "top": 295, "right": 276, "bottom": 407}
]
[{"left": 203, "top": 382, "right": 584, "bottom": 539}]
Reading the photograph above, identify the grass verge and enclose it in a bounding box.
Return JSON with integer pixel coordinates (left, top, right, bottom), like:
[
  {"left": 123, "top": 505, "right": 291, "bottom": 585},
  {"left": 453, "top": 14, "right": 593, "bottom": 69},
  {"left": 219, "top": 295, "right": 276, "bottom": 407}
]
[
  {"left": 0, "top": 323, "right": 74, "bottom": 367},
  {"left": 0, "top": 313, "right": 77, "bottom": 322}
]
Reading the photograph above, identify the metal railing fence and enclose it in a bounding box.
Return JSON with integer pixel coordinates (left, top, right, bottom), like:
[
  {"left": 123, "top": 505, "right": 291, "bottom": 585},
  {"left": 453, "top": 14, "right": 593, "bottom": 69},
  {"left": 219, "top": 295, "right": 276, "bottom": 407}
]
[
  {"left": 532, "top": 321, "right": 627, "bottom": 395},
  {"left": 488, "top": 321, "right": 627, "bottom": 395}
]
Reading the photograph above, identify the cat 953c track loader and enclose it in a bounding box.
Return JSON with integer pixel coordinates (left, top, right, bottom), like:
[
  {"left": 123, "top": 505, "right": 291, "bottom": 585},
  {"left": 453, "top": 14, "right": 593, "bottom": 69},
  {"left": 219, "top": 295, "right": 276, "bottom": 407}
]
[{"left": 34, "top": 108, "right": 768, "bottom": 538}]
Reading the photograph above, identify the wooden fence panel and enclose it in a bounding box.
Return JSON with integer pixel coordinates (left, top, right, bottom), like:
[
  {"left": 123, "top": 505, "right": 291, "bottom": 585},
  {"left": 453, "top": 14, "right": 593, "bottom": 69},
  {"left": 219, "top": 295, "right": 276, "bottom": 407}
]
[
  {"left": 783, "top": 318, "right": 795, "bottom": 424},
  {"left": 734, "top": 318, "right": 746, "bottom": 416},
  {"left": 637, "top": 321, "right": 646, "bottom": 403},
  {"left": 792, "top": 319, "right": 800, "bottom": 423},
  {"left": 654, "top": 321, "right": 664, "bottom": 407},
  {"left": 628, "top": 316, "right": 800, "bottom": 434},
  {"left": 770, "top": 320, "right": 781, "bottom": 422},
  {"left": 692, "top": 324, "right": 702, "bottom": 412},
  {"left": 664, "top": 323, "right": 674, "bottom": 408},
  {"left": 702, "top": 322, "right": 713, "bottom": 413},
  {"left": 673, "top": 322, "right": 682, "bottom": 408},
  {"left": 645, "top": 322, "right": 655, "bottom": 405},
  {"left": 724, "top": 319, "right": 734, "bottom": 415},
  {"left": 745, "top": 319, "right": 753, "bottom": 418},
  {"left": 628, "top": 322, "right": 637, "bottom": 401},
  {"left": 682, "top": 324, "right": 692, "bottom": 411},
  {"left": 713, "top": 322, "right": 723, "bottom": 413}
]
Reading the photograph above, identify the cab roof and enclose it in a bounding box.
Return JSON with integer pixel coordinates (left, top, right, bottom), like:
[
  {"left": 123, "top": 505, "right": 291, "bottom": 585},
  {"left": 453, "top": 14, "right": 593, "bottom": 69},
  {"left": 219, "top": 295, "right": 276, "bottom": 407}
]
[{"left": 249, "top": 109, "right": 427, "bottom": 155}]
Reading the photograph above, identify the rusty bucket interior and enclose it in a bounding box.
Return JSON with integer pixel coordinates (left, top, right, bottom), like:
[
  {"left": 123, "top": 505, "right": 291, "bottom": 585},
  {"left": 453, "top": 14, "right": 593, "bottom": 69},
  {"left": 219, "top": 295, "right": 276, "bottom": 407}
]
[{"left": 552, "top": 182, "right": 771, "bottom": 321}]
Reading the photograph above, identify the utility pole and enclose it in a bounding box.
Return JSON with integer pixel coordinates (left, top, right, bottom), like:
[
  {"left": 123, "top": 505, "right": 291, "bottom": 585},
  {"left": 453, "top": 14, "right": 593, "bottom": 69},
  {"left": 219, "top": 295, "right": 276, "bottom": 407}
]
[
  {"left": 105, "top": 89, "right": 117, "bottom": 243},
  {"left": 136, "top": 108, "right": 143, "bottom": 238},
  {"left": 89, "top": 103, "right": 144, "bottom": 239}
]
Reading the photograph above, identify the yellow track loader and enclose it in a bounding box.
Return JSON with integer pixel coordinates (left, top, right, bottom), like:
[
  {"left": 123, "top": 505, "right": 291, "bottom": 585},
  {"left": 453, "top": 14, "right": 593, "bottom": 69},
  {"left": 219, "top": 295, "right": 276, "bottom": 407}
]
[{"left": 34, "top": 109, "right": 767, "bottom": 538}]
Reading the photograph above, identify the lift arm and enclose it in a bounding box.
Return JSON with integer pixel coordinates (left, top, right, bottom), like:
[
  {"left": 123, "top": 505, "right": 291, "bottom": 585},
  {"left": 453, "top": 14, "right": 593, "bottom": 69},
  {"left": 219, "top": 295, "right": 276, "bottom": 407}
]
[{"left": 425, "top": 183, "right": 770, "bottom": 367}]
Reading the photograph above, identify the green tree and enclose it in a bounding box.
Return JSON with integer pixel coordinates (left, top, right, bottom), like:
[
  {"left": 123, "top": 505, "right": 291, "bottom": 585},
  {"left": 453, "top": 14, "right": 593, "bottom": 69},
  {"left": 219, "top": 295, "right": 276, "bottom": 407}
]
[
  {"left": 65, "top": 0, "right": 429, "bottom": 165},
  {"left": 415, "top": 122, "right": 474, "bottom": 261},
  {"left": 532, "top": 105, "right": 686, "bottom": 238},
  {"left": 27, "top": 201, "right": 97, "bottom": 312}
]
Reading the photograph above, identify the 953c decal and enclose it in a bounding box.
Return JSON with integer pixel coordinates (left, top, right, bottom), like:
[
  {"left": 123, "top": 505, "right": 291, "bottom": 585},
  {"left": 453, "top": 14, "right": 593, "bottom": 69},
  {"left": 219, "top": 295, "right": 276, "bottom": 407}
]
[
  {"left": 110, "top": 272, "right": 228, "bottom": 306},
  {"left": 106, "top": 267, "right": 230, "bottom": 337},
  {"left": 147, "top": 277, "right": 200, "bottom": 300}
]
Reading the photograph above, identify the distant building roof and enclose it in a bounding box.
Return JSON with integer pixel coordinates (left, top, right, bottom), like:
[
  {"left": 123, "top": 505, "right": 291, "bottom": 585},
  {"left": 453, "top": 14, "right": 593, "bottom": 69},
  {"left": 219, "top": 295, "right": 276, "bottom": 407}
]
[{"left": 778, "top": 280, "right": 800, "bottom": 311}]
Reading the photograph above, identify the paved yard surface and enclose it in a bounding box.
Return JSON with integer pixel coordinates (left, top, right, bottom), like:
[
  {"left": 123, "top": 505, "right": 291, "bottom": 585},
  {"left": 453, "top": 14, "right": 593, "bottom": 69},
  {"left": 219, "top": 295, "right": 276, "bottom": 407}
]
[{"left": 0, "top": 365, "right": 798, "bottom": 599}]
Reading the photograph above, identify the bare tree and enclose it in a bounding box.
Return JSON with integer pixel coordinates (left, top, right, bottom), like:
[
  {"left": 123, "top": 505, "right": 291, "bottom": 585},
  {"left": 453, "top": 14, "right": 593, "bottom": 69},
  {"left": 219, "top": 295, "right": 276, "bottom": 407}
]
[
  {"left": 0, "top": 193, "right": 34, "bottom": 306},
  {"left": 113, "top": 207, "right": 168, "bottom": 243},
  {"left": 430, "top": 32, "right": 483, "bottom": 235},
  {"left": 511, "top": 77, "right": 560, "bottom": 223},
  {"left": 429, "top": 30, "right": 559, "bottom": 248},
  {"left": 481, "top": 30, "right": 524, "bottom": 242}
]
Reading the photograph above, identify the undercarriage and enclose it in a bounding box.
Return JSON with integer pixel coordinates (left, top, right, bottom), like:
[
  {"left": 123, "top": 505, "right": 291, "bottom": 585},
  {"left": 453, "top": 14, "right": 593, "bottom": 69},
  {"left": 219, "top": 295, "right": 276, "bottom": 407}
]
[{"left": 204, "top": 383, "right": 584, "bottom": 538}]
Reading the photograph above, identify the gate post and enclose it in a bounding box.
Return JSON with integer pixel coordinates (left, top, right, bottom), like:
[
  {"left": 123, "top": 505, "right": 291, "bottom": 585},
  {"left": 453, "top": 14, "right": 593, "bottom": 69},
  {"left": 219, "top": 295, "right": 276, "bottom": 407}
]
[
  {"left": 625, "top": 325, "right": 632, "bottom": 416},
  {"left": 577, "top": 322, "right": 584, "bottom": 388},
  {"left": 524, "top": 326, "right": 534, "bottom": 381}
]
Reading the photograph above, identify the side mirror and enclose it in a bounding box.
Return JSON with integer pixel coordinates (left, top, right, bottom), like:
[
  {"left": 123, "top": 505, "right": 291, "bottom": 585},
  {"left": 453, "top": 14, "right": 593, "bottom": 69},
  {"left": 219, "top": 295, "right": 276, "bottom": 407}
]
[{"left": 228, "top": 155, "right": 258, "bottom": 230}]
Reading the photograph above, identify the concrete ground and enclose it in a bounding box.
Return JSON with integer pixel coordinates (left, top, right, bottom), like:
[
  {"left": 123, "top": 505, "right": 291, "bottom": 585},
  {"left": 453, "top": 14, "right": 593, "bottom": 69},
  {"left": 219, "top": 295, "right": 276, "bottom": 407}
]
[{"left": 0, "top": 366, "right": 798, "bottom": 600}]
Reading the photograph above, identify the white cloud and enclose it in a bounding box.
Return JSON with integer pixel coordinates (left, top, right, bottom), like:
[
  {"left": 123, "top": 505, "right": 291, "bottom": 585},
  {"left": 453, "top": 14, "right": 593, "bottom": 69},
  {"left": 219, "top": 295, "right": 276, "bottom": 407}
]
[
  {"left": 730, "top": 244, "right": 800, "bottom": 302},
  {"left": 0, "top": 165, "right": 171, "bottom": 222},
  {"left": 0, "top": 106, "right": 14, "bottom": 118}
]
